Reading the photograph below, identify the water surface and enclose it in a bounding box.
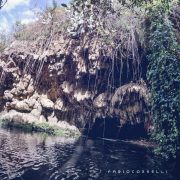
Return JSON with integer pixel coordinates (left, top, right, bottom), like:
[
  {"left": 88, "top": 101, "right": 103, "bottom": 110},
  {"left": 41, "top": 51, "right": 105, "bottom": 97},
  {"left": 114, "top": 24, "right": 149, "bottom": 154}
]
[{"left": 0, "top": 127, "right": 179, "bottom": 180}]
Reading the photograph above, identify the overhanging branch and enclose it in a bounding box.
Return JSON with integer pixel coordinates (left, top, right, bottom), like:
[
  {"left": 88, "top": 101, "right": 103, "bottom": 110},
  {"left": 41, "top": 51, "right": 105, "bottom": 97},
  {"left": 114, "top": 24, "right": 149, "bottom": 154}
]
[{"left": 0, "top": 0, "right": 7, "bottom": 9}]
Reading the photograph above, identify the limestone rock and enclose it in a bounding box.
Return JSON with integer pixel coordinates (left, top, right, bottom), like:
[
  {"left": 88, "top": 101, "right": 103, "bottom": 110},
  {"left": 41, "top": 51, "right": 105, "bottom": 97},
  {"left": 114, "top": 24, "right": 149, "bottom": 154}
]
[
  {"left": 47, "top": 112, "right": 58, "bottom": 124},
  {"left": 39, "top": 115, "right": 47, "bottom": 123},
  {"left": 57, "top": 120, "right": 80, "bottom": 132},
  {"left": 17, "top": 81, "right": 27, "bottom": 91},
  {"left": 25, "top": 98, "right": 36, "bottom": 108},
  {"left": 32, "top": 101, "right": 42, "bottom": 116},
  {"left": 61, "top": 81, "right": 73, "bottom": 94},
  {"left": 31, "top": 109, "right": 41, "bottom": 118},
  {"left": 4, "top": 90, "right": 13, "bottom": 101},
  {"left": 0, "top": 110, "right": 37, "bottom": 124},
  {"left": 40, "top": 95, "right": 54, "bottom": 109},
  {"left": 10, "top": 100, "right": 32, "bottom": 112},
  {"left": 93, "top": 93, "right": 110, "bottom": 108},
  {"left": 54, "top": 98, "right": 64, "bottom": 110},
  {"left": 31, "top": 92, "right": 40, "bottom": 100},
  {"left": 27, "top": 83, "right": 35, "bottom": 95},
  {"left": 74, "top": 90, "right": 91, "bottom": 102}
]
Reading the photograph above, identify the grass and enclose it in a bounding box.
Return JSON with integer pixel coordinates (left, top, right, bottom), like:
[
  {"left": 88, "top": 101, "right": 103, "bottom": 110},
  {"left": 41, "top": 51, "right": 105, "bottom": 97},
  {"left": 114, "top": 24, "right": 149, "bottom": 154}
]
[{"left": 0, "top": 119, "right": 80, "bottom": 137}]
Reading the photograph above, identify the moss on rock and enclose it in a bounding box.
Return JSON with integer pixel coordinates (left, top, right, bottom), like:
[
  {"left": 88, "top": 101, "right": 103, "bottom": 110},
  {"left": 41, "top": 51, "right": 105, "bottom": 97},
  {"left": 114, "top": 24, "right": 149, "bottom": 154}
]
[{"left": 0, "top": 119, "right": 80, "bottom": 137}]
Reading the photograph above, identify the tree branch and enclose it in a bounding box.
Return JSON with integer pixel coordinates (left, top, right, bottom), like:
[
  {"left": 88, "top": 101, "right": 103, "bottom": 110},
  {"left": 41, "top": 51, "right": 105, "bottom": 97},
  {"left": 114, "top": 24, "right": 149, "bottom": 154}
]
[{"left": 0, "top": 0, "right": 7, "bottom": 9}]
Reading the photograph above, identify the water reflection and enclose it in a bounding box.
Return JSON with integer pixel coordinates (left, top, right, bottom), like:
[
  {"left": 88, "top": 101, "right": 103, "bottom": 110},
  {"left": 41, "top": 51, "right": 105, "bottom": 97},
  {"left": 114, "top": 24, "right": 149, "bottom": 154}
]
[{"left": 0, "top": 127, "right": 179, "bottom": 180}]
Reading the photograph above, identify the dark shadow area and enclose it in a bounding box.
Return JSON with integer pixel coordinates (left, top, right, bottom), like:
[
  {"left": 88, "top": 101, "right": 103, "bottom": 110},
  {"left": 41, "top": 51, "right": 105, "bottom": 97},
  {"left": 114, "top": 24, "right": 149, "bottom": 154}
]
[
  {"left": 83, "top": 117, "right": 149, "bottom": 140},
  {"left": 118, "top": 122, "right": 149, "bottom": 139},
  {"left": 83, "top": 117, "right": 120, "bottom": 139}
]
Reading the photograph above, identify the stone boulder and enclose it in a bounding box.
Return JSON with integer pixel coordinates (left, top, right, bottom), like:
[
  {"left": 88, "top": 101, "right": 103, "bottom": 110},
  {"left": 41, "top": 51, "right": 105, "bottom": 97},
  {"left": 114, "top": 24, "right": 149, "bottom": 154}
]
[
  {"left": 0, "top": 110, "right": 37, "bottom": 124},
  {"left": 39, "top": 95, "right": 54, "bottom": 110},
  {"left": 10, "top": 100, "right": 32, "bottom": 112}
]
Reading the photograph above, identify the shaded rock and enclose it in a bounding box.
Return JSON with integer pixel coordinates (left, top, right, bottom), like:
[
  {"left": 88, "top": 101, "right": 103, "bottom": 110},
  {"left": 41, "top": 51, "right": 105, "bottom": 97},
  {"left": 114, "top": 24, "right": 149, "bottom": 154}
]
[
  {"left": 93, "top": 93, "right": 111, "bottom": 108},
  {"left": 112, "top": 83, "right": 149, "bottom": 108},
  {"left": 61, "top": 81, "right": 74, "bottom": 94},
  {"left": 6, "top": 60, "right": 16, "bottom": 68},
  {"left": 111, "top": 83, "right": 150, "bottom": 126}
]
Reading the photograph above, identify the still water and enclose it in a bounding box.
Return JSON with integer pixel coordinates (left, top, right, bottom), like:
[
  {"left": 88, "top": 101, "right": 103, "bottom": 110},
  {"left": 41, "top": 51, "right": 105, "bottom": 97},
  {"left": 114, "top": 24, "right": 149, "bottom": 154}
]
[{"left": 0, "top": 127, "right": 179, "bottom": 180}]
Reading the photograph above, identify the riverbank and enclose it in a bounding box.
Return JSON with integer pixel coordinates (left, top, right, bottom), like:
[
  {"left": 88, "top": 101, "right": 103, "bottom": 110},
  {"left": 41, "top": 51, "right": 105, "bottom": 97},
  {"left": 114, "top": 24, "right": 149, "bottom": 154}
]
[
  {"left": 97, "top": 137, "right": 157, "bottom": 149},
  {"left": 121, "top": 139, "right": 158, "bottom": 149},
  {"left": 0, "top": 113, "right": 80, "bottom": 137}
]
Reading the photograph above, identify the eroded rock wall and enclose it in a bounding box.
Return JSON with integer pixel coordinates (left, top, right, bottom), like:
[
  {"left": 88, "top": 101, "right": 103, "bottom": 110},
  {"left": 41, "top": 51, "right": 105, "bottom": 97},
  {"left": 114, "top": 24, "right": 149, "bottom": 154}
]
[{"left": 0, "top": 32, "right": 151, "bottom": 135}]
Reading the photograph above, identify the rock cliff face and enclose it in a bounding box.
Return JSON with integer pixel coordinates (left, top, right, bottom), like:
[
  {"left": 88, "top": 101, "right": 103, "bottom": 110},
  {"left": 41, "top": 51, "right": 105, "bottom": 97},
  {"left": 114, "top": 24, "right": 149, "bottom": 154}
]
[{"left": 0, "top": 29, "right": 152, "bottom": 138}]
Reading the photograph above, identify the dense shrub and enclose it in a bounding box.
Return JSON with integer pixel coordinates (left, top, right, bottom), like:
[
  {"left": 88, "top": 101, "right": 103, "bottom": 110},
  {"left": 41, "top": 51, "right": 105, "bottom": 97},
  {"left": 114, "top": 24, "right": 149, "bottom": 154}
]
[{"left": 146, "top": 1, "right": 180, "bottom": 159}]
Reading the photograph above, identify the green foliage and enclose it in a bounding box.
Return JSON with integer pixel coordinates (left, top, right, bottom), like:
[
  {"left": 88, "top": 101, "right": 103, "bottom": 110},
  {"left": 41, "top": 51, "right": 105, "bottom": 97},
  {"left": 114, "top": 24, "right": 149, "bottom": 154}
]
[
  {"left": 0, "top": 119, "right": 80, "bottom": 137},
  {"left": 118, "top": 0, "right": 173, "bottom": 7},
  {"left": 71, "top": 0, "right": 114, "bottom": 14},
  {"left": 72, "top": 0, "right": 173, "bottom": 8},
  {"left": 146, "top": 2, "right": 180, "bottom": 159}
]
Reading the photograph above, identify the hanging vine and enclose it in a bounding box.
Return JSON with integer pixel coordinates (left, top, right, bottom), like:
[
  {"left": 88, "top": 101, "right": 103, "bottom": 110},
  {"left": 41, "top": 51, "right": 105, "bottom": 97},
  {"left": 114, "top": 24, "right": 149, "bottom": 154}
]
[{"left": 146, "top": 1, "right": 180, "bottom": 159}]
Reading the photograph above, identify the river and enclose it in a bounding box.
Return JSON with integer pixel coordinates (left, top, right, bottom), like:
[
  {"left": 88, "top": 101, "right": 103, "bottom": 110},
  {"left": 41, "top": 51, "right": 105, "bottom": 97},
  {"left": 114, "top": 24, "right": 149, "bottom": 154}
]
[{"left": 0, "top": 127, "right": 179, "bottom": 180}]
